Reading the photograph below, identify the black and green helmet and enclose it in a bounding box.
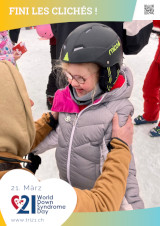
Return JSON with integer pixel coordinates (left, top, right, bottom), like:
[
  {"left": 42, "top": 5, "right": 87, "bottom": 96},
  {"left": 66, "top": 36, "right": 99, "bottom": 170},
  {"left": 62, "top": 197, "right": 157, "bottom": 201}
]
[{"left": 60, "top": 23, "right": 123, "bottom": 68}]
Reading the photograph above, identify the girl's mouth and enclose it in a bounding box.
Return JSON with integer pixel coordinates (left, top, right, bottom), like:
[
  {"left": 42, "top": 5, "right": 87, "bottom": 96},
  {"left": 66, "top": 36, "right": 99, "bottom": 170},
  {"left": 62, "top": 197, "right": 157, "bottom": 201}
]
[{"left": 76, "top": 89, "right": 84, "bottom": 93}]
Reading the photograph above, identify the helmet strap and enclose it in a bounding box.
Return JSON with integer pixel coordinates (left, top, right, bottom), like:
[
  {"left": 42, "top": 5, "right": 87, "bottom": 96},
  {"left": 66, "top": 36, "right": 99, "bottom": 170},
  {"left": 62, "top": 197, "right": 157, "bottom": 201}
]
[{"left": 99, "top": 64, "right": 120, "bottom": 92}]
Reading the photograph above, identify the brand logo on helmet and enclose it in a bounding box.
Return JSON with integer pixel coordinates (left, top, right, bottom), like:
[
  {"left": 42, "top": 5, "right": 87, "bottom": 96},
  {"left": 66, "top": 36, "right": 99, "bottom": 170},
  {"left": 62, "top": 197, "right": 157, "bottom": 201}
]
[
  {"left": 109, "top": 41, "right": 120, "bottom": 55},
  {"left": 63, "top": 52, "right": 69, "bottom": 61}
]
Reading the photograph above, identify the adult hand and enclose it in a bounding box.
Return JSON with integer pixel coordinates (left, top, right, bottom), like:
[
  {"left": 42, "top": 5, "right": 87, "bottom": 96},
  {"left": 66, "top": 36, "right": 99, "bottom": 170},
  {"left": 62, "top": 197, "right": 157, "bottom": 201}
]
[
  {"left": 13, "top": 51, "right": 21, "bottom": 61},
  {"left": 51, "top": 111, "right": 59, "bottom": 120},
  {"left": 29, "top": 99, "right": 34, "bottom": 107},
  {"left": 112, "top": 113, "right": 133, "bottom": 146}
]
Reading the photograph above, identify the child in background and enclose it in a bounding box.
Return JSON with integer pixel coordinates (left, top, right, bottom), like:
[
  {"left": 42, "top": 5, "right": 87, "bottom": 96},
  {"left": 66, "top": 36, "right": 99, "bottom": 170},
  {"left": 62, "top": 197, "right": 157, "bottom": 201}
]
[
  {"left": 33, "top": 23, "right": 144, "bottom": 210},
  {"left": 46, "top": 36, "right": 58, "bottom": 109},
  {"left": 0, "top": 30, "right": 21, "bottom": 65},
  {"left": 134, "top": 20, "right": 160, "bottom": 137},
  {"left": 46, "top": 36, "right": 68, "bottom": 109},
  {"left": 35, "top": 25, "right": 59, "bottom": 109}
]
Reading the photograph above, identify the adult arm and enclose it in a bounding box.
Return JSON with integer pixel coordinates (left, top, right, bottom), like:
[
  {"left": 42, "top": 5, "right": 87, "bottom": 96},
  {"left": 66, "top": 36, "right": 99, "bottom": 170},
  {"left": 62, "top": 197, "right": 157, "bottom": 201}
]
[
  {"left": 116, "top": 103, "right": 144, "bottom": 210},
  {"left": 31, "top": 112, "right": 58, "bottom": 151},
  {"left": 123, "top": 20, "right": 153, "bottom": 54},
  {"left": 74, "top": 138, "right": 131, "bottom": 212}
]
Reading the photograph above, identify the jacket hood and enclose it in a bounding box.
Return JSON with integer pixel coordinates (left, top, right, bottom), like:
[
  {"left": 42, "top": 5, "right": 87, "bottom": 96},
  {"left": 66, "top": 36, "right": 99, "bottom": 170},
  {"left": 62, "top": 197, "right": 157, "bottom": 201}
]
[{"left": 0, "top": 61, "right": 35, "bottom": 157}]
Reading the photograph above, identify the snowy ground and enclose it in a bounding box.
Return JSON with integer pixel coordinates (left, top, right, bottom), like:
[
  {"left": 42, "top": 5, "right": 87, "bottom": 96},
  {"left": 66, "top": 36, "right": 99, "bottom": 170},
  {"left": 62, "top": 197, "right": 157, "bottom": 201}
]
[{"left": 17, "top": 28, "right": 160, "bottom": 209}]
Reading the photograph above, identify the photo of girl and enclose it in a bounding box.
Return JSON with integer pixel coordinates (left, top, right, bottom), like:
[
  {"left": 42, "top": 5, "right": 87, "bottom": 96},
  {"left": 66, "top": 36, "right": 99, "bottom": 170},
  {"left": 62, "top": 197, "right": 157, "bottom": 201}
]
[{"left": 0, "top": 16, "right": 160, "bottom": 223}]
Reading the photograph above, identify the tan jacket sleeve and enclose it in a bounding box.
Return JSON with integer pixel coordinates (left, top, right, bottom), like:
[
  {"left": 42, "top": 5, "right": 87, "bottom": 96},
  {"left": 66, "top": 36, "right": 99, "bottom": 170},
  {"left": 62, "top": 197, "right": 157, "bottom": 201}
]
[
  {"left": 74, "top": 138, "right": 131, "bottom": 212},
  {"left": 31, "top": 113, "right": 52, "bottom": 151}
]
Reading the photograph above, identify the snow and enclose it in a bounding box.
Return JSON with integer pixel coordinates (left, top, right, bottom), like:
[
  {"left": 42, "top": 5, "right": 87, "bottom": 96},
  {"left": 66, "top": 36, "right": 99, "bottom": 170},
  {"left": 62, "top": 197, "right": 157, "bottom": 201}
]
[{"left": 17, "top": 28, "right": 160, "bottom": 209}]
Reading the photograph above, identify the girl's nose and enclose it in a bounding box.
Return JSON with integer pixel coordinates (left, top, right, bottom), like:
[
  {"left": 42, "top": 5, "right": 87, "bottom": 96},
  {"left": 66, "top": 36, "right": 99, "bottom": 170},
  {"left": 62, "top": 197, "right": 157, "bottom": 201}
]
[{"left": 70, "top": 78, "right": 79, "bottom": 87}]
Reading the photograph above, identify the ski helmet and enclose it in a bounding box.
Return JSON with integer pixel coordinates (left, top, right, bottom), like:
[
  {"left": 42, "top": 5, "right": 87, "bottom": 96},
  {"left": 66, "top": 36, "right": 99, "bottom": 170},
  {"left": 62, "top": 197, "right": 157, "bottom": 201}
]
[
  {"left": 36, "top": 24, "right": 54, "bottom": 39},
  {"left": 60, "top": 23, "right": 123, "bottom": 68}
]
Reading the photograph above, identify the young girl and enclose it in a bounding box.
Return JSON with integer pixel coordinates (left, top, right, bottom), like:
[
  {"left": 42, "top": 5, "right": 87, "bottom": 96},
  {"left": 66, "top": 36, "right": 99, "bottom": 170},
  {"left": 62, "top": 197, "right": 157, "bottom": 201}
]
[
  {"left": 33, "top": 23, "right": 144, "bottom": 210},
  {"left": 0, "top": 30, "right": 21, "bottom": 65}
]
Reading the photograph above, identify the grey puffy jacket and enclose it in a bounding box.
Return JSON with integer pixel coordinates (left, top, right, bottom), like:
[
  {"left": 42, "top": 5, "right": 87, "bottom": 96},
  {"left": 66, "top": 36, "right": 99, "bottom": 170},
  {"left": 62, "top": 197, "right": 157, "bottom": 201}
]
[{"left": 33, "top": 66, "right": 144, "bottom": 210}]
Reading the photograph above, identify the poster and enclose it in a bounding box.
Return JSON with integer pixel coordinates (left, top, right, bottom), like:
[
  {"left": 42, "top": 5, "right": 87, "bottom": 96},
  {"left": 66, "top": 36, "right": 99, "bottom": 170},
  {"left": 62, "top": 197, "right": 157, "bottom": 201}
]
[{"left": 0, "top": 0, "right": 160, "bottom": 225}]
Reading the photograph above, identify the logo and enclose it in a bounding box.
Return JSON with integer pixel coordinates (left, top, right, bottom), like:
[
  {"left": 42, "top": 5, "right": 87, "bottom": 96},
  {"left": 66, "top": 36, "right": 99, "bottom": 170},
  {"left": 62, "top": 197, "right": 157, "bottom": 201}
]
[
  {"left": 65, "top": 116, "right": 71, "bottom": 122},
  {"left": 109, "top": 40, "right": 120, "bottom": 55},
  {"left": 11, "top": 194, "right": 65, "bottom": 215},
  {"left": 63, "top": 52, "right": 69, "bottom": 61},
  {"left": 11, "top": 195, "right": 36, "bottom": 214},
  {"left": 0, "top": 170, "right": 77, "bottom": 226},
  {"left": 11, "top": 195, "right": 25, "bottom": 210}
]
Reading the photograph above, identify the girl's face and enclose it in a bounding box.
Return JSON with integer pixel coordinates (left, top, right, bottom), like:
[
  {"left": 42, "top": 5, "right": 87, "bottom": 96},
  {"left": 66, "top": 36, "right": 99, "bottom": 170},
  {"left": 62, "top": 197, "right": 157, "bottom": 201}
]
[{"left": 63, "top": 63, "right": 99, "bottom": 97}]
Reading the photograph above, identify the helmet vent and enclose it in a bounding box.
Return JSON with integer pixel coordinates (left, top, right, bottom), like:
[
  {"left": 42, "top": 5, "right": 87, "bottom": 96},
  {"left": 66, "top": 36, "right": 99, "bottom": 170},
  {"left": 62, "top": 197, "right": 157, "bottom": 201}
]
[{"left": 73, "top": 47, "right": 84, "bottom": 52}]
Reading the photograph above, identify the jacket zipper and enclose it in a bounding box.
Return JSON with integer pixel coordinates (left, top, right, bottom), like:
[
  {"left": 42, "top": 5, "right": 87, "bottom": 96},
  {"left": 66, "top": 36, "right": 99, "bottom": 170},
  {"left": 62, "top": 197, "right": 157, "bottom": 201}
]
[
  {"left": 66, "top": 97, "right": 105, "bottom": 184},
  {"left": 67, "top": 114, "right": 78, "bottom": 184}
]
